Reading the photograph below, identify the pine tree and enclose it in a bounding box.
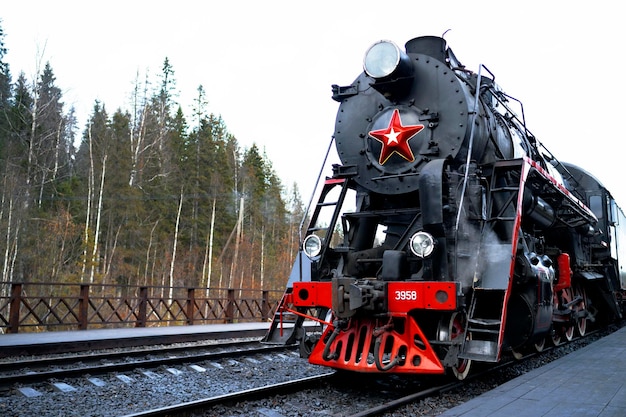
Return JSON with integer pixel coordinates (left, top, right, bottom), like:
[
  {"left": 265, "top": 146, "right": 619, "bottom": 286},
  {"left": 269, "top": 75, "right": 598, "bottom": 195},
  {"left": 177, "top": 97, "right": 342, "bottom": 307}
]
[
  {"left": 8, "top": 73, "right": 34, "bottom": 165},
  {"left": 0, "top": 20, "right": 12, "bottom": 163},
  {"left": 26, "top": 62, "right": 72, "bottom": 209}
]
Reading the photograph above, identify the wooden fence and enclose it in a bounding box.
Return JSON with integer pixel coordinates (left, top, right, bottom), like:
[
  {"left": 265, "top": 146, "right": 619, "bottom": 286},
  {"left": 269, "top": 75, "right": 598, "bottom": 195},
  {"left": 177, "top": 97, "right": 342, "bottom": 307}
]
[{"left": 0, "top": 282, "right": 283, "bottom": 333}]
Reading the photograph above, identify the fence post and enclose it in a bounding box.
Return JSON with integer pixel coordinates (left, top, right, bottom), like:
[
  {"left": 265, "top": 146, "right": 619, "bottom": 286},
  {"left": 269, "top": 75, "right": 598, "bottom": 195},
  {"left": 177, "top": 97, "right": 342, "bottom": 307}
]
[
  {"left": 226, "top": 289, "right": 235, "bottom": 323},
  {"left": 261, "top": 290, "right": 270, "bottom": 320},
  {"left": 186, "top": 288, "right": 195, "bottom": 325},
  {"left": 136, "top": 287, "right": 148, "bottom": 327},
  {"left": 78, "top": 285, "right": 90, "bottom": 330},
  {"left": 8, "top": 283, "right": 22, "bottom": 333}
]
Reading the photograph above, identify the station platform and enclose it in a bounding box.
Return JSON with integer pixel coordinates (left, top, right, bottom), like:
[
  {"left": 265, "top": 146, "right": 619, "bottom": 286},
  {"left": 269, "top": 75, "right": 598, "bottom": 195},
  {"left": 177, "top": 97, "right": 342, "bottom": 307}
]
[
  {"left": 0, "top": 322, "right": 272, "bottom": 357},
  {"left": 438, "top": 326, "right": 626, "bottom": 417}
]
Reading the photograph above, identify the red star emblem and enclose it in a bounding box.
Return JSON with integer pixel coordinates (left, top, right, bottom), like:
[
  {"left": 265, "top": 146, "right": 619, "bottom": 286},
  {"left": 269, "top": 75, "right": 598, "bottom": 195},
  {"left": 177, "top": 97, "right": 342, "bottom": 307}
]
[{"left": 368, "top": 109, "right": 424, "bottom": 164}]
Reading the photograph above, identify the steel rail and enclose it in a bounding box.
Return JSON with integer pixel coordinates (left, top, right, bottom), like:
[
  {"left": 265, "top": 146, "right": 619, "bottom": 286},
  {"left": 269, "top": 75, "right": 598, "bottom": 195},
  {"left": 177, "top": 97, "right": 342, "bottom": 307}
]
[
  {"left": 0, "top": 342, "right": 294, "bottom": 387},
  {"left": 119, "top": 372, "right": 337, "bottom": 417},
  {"left": 0, "top": 339, "right": 264, "bottom": 372}
]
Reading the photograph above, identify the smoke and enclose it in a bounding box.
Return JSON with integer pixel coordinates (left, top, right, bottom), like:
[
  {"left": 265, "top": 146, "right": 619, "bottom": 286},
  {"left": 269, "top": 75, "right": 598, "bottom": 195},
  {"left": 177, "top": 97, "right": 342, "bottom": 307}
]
[{"left": 454, "top": 212, "right": 512, "bottom": 291}]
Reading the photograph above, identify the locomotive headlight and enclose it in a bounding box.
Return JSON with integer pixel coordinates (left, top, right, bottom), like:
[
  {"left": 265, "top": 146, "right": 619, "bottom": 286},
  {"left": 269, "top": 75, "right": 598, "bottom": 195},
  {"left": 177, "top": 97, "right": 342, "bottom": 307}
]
[
  {"left": 303, "top": 235, "right": 322, "bottom": 259},
  {"left": 409, "top": 231, "right": 435, "bottom": 258},
  {"left": 363, "top": 40, "right": 412, "bottom": 80}
]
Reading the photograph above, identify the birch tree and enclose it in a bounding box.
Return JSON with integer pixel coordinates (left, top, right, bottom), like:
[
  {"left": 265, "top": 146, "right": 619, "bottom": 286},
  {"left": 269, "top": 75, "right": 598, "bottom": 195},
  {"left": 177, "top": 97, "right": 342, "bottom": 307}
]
[
  {"left": 76, "top": 103, "right": 110, "bottom": 283},
  {"left": 169, "top": 187, "right": 184, "bottom": 301}
]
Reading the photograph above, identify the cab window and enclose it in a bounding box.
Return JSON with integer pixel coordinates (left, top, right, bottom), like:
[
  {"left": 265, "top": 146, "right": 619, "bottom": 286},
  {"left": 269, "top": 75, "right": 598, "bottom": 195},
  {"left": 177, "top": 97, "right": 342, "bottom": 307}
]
[{"left": 589, "top": 195, "right": 603, "bottom": 220}]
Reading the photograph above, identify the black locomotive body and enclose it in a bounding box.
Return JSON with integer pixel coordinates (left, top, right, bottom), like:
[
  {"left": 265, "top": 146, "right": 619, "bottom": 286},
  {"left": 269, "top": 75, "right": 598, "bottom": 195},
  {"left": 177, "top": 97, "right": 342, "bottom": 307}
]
[{"left": 263, "top": 36, "right": 626, "bottom": 379}]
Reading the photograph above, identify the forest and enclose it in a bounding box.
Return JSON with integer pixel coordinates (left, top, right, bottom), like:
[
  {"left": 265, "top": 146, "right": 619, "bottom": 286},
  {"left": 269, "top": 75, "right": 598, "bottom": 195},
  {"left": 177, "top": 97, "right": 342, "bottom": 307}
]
[{"left": 0, "top": 22, "right": 306, "bottom": 296}]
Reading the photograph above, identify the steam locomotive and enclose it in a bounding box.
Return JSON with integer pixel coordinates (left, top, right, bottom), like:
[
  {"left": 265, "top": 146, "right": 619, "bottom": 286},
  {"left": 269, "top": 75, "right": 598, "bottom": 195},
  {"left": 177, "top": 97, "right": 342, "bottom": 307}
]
[{"left": 263, "top": 35, "right": 626, "bottom": 379}]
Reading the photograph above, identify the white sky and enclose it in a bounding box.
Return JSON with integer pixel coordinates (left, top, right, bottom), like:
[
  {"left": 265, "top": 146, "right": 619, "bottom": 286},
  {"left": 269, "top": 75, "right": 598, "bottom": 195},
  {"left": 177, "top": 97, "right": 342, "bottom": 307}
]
[{"left": 2, "top": 1, "right": 625, "bottom": 206}]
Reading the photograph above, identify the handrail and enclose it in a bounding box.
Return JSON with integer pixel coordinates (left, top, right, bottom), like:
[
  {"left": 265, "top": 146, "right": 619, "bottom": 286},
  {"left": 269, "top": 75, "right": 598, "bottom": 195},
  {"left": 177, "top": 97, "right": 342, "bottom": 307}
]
[{"left": 0, "top": 281, "right": 282, "bottom": 333}]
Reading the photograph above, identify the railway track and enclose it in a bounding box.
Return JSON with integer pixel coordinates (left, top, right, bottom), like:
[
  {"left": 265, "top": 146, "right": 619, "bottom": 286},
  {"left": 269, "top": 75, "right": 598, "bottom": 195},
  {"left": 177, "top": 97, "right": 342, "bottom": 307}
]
[
  {"left": 118, "top": 356, "right": 504, "bottom": 417},
  {"left": 1, "top": 324, "right": 618, "bottom": 417},
  {"left": 113, "top": 328, "right": 614, "bottom": 417},
  {"left": 0, "top": 340, "right": 288, "bottom": 387},
  {"left": 120, "top": 372, "right": 337, "bottom": 417},
  {"left": 0, "top": 336, "right": 331, "bottom": 417}
]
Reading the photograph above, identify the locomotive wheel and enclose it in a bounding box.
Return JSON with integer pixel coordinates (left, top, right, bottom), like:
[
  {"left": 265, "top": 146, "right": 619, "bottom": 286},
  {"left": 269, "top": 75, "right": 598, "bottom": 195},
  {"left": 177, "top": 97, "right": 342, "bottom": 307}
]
[
  {"left": 534, "top": 337, "right": 545, "bottom": 352},
  {"left": 299, "top": 332, "right": 320, "bottom": 358},
  {"left": 511, "top": 348, "right": 525, "bottom": 360},
  {"left": 561, "top": 288, "right": 576, "bottom": 342},
  {"left": 300, "top": 309, "right": 333, "bottom": 358},
  {"left": 551, "top": 328, "right": 563, "bottom": 346},
  {"left": 437, "top": 312, "right": 472, "bottom": 380},
  {"left": 511, "top": 335, "right": 545, "bottom": 358},
  {"left": 573, "top": 284, "right": 588, "bottom": 336}
]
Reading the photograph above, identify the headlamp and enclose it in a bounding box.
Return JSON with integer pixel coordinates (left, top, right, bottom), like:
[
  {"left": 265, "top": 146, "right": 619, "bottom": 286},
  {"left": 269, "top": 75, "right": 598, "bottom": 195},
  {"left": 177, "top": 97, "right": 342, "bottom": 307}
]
[
  {"left": 303, "top": 234, "right": 322, "bottom": 259},
  {"left": 409, "top": 231, "right": 435, "bottom": 258},
  {"left": 363, "top": 40, "right": 412, "bottom": 80}
]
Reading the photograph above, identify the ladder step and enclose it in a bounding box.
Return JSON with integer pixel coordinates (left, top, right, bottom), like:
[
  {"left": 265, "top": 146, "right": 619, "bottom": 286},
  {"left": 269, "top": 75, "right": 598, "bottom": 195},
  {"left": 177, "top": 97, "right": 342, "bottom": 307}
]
[
  {"left": 459, "top": 340, "right": 499, "bottom": 362},
  {"left": 467, "top": 327, "right": 500, "bottom": 335},
  {"left": 468, "top": 318, "right": 501, "bottom": 326},
  {"left": 317, "top": 201, "right": 338, "bottom": 207}
]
